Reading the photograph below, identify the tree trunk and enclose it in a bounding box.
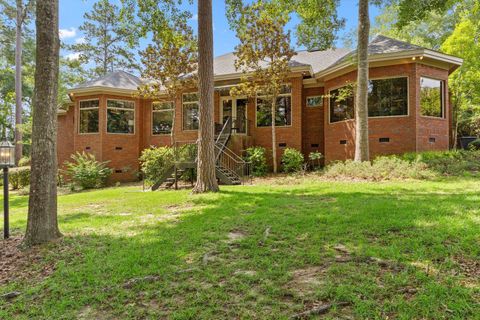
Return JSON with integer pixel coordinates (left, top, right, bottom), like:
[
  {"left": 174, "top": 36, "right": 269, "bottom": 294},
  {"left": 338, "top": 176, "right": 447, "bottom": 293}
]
[
  {"left": 24, "top": 0, "right": 62, "bottom": 246},
  {"left": 192, "top": 0, "right": 219, "bottom": 193},
  {"left": 271, "top": 97, "right": 278, "bottom": 173},
  {"left": 14, "top": 0, "right": 23, "bottom": 165},
  {"left": 354, "top": 0, "right": 370, "bottom": 162}
]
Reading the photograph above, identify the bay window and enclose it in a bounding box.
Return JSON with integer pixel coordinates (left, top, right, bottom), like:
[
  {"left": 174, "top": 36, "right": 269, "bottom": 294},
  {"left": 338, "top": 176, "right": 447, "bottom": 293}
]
[
  {"left": 368, "top": 77, "right": 408, "bottom": 117},
  {"left": 79, "top": 99, "right": 99, "bottom": 133},
  {"left": 420, "top": 77, "right": 444, "bottom": 118},
  {"left": 107, "top": 99, "right": 135, "bottom": 134},
  {"left": 329, "top": 87, "right": 354, "bottom": 123}
]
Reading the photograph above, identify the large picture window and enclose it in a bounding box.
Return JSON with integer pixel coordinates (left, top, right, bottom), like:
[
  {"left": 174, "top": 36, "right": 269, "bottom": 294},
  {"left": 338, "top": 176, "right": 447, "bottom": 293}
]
[
  {"left": 368, "top": 77, "right": 408, "bottom": 117},
  {"left": 107, "top": 100, "right": 135, "bottom": 134},
  {"left": 79, "top": 99, "right": 99, "bottom": 133},
  {"left": 420, "top": 77, "right": 444, "bottom": 118},
  {"left": 152, "top": 101, "right": 174, "bottom": 135},
  {"left": 256, "top": 85, "right": 292, "bottom": 127},
  {"left": 329, "top": 87, "right": 354, "bottom": 123},
  {"left": 182, "top": 93, "right": 199, "bottom": 130}
]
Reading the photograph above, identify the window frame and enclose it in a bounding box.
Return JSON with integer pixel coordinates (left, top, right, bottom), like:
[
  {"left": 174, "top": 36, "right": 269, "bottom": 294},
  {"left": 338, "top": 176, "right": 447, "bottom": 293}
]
[
  {"left": 182, "top": 92, "right": 199, "bottom": 131},
  {"left": 327, "top": 85, "right": 355, "bottom": 124},
  {"left": 78, "top": 98, "right": 100, "bottom": 135},
  {"left": 151, "top": 101, "right": 174, "bottom": 136},
  {"left": 106, "top": 99, "right": 136, "bottom": 135},
  {"left": 255, "top": 84, "right": 293, "bottom": 128},
  {"left": 306, "top": 95, "right": 323, "bottom": 108},
  {"left": 367, "top": 75, "right": 410, "bottom": 119},
  {"left": 419, "top": 76, "right": 445, "bottom": 119}
]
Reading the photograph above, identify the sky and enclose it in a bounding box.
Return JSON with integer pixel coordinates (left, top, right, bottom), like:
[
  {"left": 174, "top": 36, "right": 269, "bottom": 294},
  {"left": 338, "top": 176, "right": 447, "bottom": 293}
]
[{"left": 59, "top": 0, "right": 381, "bottom": 60}]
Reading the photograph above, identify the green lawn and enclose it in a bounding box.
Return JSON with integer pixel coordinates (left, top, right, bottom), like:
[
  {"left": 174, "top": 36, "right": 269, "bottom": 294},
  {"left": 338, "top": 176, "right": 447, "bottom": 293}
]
[{"left": 1, "top": 177, "right": 479, "bottom": 319}]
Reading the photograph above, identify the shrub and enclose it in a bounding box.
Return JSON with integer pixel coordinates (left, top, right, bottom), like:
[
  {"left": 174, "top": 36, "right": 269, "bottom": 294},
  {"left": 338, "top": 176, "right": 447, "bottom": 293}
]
[
  {"left": 139, "top": 146, "right": 175, "bottom": 184},
  {"left": 281, "top": 148, "right": 304, "bottom": 173},
  {"left": 244, "top": 146, "right": 268, "bottom": 177},
  {"left": 399, "top": 150, "right": 480, "bottom": 176},
  {"left": 9, "top": 166, "right": 31, "bottom": 189},
  {"left": 64, "top": 152, "right": 112, "bottom": 189},
  {"left": 323, "top": 157, "right": 435, "bottom": 181},
  {"left": 308, "top": 151, "right": 323, "bottom": 170},
  {"left": 18, "top": 156, "right": 31, "bottom": 167},
  {"left": 468, "top": 138, "right": 480, "bottom": 150}
]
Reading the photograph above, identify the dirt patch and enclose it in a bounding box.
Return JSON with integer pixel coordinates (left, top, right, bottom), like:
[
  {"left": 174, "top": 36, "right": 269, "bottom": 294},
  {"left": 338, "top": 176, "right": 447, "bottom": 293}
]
[
  {"left": 287, "top": 265, "right": 329, "bottom": 297},
  {"left": 0, "top": 236, "right": 55, "bottom": 286},
  {"left": 454, "top": 256, "right": 480, "bottom": 288},
  {"left": 226, "top": 230, "right": 247, "bottom": 243}
]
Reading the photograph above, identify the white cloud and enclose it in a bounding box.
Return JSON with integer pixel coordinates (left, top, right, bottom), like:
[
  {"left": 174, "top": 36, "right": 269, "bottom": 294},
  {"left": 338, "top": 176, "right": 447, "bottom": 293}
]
[
  {"left": 65, "top": 52, "right": 81, "bottom": 61},
  {"left": 190, "top": 13, "right": 198, "bottom": 21},
  {"left": 75, "top": 37, "right": 86, "bottom": 44},
  {"left": 59, "top": 27, "right": 77, "bottom": 39}
]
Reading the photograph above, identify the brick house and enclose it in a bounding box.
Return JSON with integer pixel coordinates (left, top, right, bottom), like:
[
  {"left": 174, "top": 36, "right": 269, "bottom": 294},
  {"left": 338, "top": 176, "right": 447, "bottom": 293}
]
[{"left": 58, "top": 35, "right": 462, "bottom": 182}]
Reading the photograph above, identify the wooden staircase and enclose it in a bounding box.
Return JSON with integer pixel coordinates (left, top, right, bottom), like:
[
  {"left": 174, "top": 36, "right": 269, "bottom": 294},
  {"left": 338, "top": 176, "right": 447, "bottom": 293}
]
[{"left": 151, "top": 117, "right": 249, "bottom": 190}]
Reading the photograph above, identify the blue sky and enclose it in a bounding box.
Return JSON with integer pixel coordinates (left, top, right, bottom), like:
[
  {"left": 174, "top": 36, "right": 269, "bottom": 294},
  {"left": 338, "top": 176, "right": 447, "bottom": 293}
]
[{"left": 59, "top": 0, "right": 381, "bottom": 60}]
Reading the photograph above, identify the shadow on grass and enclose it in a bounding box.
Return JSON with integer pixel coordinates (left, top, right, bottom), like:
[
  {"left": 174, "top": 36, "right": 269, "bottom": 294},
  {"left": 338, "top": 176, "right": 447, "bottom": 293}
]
[{"left": 1, "top": 183, "right": 479, "bottom": 319}]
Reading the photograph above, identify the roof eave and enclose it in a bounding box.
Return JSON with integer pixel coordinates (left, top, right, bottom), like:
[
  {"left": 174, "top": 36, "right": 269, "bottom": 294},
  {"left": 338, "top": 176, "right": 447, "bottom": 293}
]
[{"left": 67, "top": 86, "right": 138, "bottom": 96}]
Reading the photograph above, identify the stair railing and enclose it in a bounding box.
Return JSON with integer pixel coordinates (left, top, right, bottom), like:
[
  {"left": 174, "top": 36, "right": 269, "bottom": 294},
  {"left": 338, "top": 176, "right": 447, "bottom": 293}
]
[{"left": 215, "top": 144, "right": 251, "bottom": 183}]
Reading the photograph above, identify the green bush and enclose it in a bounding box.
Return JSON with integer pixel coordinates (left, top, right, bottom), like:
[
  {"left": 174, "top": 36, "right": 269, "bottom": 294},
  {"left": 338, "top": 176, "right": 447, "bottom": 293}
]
[
  {"left": 308, "top": 151, "right": 324, "bottom": 170},
  {"left": 18, "top": 156, "right": 31, "bottom": 167},
  {"left": 323, "top": 157, "right": 435, "bottom": 181},
  {"left": 281, "top": 148, "right": 304, "bottom": 173},
  {"left": 64, "top": 152, "right": 112, "bottom": 189},
  {"left": 468, "top": 138, "right": 480, "bottom": 150},
  {"left": 9, "top": 166, "right": 31, "bottom": 190},
  {"left": 399, "top": 150, "right": 480, "bottom": 176},
  {"left": 140, "top": 146, "right": 175, "bottom": 184},
  {"left": 244, "top": 146, "right": 268, "bottom": 177}
]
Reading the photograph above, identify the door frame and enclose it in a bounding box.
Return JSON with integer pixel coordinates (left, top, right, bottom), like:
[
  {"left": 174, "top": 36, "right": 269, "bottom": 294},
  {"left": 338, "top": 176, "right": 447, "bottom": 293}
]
[{"left": 220, "top": 96, "right": 248, "bottom": 135}]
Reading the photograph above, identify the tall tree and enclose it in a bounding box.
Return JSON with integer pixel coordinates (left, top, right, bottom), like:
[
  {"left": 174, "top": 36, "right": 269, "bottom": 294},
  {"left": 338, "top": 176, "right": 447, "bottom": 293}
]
[
  {"left": 354, "top": 0, "right": 370, "bottom": 161},
  {"left": 69, "top": 0, "right": 139, "bottom": 77},
  {"left": 138, "top": 15, "right": 198, "bottom": 145},
  {"left": 192, "top": 0, "right": 218, "bottom": 193},
  {"left": 0, "top": 0, "right": 34, "bottom": 164},
  {"left": 231, "top": 0, "right": 295, "bottom": 173},
  {"left": 24, "top": 0, "right": 61, "bottom": 246}
]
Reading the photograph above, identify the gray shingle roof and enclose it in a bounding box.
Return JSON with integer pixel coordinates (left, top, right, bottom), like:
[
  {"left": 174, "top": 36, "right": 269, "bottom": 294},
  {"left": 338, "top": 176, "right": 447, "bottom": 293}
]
[
  {"left": 73, "top": 70, "right": 143, "bottom": 91},
  {"left": 327, "top": 35, "right": 425, "bottom": 68}
]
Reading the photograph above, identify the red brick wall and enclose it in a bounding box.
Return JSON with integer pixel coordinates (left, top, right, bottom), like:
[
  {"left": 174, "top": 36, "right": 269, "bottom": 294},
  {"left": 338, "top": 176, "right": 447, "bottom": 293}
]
[
  {"left": 323, "top": 63, "right": 449, "bottom": 163},
  {"left": 302, "top": 86, "right": 325, "bottom": 158},
  {"left": 57, "top": 107, "right": 74, "bottom": 169}
]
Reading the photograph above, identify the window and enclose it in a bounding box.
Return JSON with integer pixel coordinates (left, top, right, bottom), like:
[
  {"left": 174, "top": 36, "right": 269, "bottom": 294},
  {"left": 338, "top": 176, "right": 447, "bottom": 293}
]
[
  {"left": 107, "top": 100, "right": 135, "bottom": 134},
  {"left": 306, "top": 95, "right": 323, "bottom": 107},
  {"left": 79, "top": 99, "right": 99, "bottom": 133},
  {"left": 182, "top": 93, "right": 199, "bottom": 130},
  {"left": 256, "top": 85, "right": 292, "bottom": 127},
  {"left": 152, "top": 101, "right": 174, "bottom": 135},
  {"left": 368, "top": 77, "right": 408, "bottom": 117},
  {"left": 420, "top": 77, "right": 444, "bottom": 118},
  {"left": 329, "top": 87, "right": 354, "bottom": 123}
]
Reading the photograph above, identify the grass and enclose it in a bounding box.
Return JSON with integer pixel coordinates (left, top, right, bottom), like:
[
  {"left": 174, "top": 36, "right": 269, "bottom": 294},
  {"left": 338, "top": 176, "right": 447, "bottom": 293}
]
[{"left": 1, "top": 177, "right": 479, "bottom": 319}]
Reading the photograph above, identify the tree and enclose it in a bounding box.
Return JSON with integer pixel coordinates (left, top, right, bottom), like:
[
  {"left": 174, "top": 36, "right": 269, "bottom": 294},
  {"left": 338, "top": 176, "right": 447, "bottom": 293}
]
[
  {"left": 0, "top": 0, "right": 34, "bottom": 164},
  {"left": 226, "top": 0, "right": 344, "bottom": 51},
  {"left": 230, "top": 0, "right": 295, "bottom": 173},
  {"left": 24, "top": 0, "right": 61, "bottom": 246},
  {"left": 192, "top": 0, "right": 218, "bottom": 193},
  {"left": 138, "top": 15, "right": 198, "bottom": 145},
  {"left": 69, "top": 0, "right": 139, "bottom": 77},
  {"left": 354, "top": 0, "right": 370, "bottom": 161}
]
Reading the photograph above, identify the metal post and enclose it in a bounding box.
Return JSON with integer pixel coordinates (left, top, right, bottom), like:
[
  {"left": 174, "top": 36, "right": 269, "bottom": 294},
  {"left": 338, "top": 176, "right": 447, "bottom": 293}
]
[{"left": 3, "top": 167, "right": 9, "bottom": 239}]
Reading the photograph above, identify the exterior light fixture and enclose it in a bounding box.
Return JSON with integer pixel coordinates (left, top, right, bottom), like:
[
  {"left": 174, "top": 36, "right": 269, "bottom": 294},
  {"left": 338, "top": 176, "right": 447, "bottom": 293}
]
[
  {"left": 412, "top": 57, "right": 416, "bottom": 60},
  {"left": 0, "top": 138, "right": 15, "bottom": 239},
  {"left": 419, "top": 56, "right": 424, "bottom": 60}
]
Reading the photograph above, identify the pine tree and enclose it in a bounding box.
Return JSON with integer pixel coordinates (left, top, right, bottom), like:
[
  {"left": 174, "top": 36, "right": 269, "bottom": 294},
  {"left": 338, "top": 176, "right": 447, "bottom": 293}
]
[{"left": 69, "top": 0, "right": 139, "bottom": 77}]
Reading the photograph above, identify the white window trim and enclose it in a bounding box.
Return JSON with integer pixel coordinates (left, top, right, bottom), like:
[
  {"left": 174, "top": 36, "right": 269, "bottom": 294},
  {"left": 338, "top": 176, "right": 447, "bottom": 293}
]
[
  {"left": 255, "top": 85, "right": 293, "bottom": 128},
  {"left": 182, "top": 92, "right": 199, "bottom": 131},
  {"left": 106, "top": 99, "right": 136, "bottom": 135},
  {"left": 152, "top": 101, "right": 174, "bottom": 136},
  {"left": 78, "top": 98, "right": 100, "bottom": 135},
  {"left": 220, "top": 96, "right": 249, "bottom": 135},
  {"left": 306, "top": 95, "right": 323, "bottom": 108},
  {"left": 419, "top": 76, "right": 446, "bottom": 120}
]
